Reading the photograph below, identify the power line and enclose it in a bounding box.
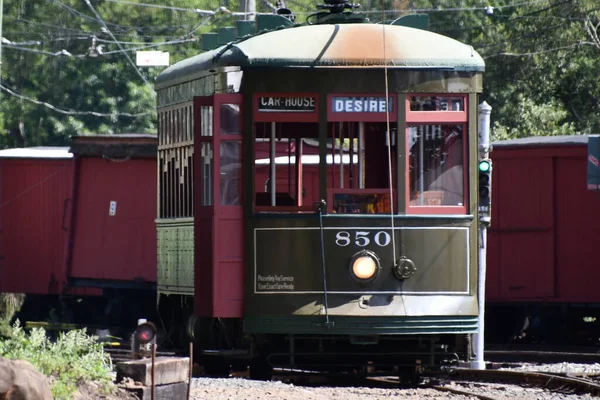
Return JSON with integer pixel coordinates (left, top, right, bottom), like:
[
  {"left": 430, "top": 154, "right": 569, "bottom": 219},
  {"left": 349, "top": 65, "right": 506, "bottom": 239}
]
[
  {"left": 83, "top": 0, "right": 151, "bottom": 87},
  {"left": 2, "top": 45, "right": 73, "bottom": 57},
  {"left": 0, "top": 84, "right": 151, "bottom": 118},
  {"left": 3, "top": 36, "right": 196, "bottom": 58},
  {"left": 101, "top": 0, "right": 555, "bottom": 16},
  {"left": 482, "top": 41, "right": 590, "bottom": 58},
  {"left": 6, "top": 15, "right": 195, "bottom": 37}
]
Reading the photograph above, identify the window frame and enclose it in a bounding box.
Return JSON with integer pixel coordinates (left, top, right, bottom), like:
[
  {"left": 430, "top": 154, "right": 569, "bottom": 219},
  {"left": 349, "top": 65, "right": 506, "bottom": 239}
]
[
  {"left": 251, "top": 92, "right": 319, "bottom": 213},
  {"left": 405, "top": 94, "right": 469, "bottom": 215}
]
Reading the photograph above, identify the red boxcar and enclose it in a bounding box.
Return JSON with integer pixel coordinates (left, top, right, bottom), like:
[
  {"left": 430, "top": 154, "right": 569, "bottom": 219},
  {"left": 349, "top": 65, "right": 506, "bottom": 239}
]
[
  {"left": 0, "top": 135, "right": 158, "bottom": 328},
  {"left": 67, "top": 135, "right": 157, "bottom": 289},
  {"left": 0, "top": 147, "right": 74, "bottom": 295},
  {"left": 486, "top": 135, "right": 600, "bottom": 343}
]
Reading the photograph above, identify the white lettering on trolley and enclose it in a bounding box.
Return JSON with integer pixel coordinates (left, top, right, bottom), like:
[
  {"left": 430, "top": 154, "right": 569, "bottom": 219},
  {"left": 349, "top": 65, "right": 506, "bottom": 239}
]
[
  {"left": 334, "top": 231, "right": 392, "bottom": 247},
  {"left": 332, "top": 97, "right": 393, "bottom": 113},
  {"left": 257, "top": 274, "right": 295, "bottom": 290}
]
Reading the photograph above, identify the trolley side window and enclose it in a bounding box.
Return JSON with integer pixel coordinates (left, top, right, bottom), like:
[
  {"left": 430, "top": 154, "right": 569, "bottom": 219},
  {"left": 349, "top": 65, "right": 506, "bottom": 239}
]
[{"left": 406, "top": 95, "right": 468, "bottom": 214}]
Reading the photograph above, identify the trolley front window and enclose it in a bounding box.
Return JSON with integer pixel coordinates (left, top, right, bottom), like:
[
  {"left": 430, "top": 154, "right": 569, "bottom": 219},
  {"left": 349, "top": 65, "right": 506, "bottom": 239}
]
[
  {"left": 327, "top": 121, "right": 397, "bottom": 214},
  {"left": 405, "top": 94, "right": 468, "bottom": 214}
]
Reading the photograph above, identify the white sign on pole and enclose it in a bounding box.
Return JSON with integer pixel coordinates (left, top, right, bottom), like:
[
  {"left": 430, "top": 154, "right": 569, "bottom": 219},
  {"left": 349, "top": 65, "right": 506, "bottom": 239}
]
[{"left": 136, "top": 51, "right": 170, "bottom": 66}]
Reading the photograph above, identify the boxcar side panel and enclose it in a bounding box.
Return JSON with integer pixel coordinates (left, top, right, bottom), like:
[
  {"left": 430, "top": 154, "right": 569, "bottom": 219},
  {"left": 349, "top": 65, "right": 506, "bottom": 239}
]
[
  {"left": 487, "top": 151, "right": 555, "bottom": 300},
  {"left": 555, "top": 151, "right": 600, "bottom": 302},
  {"left": 69, "top": 158, "right": 157, "bottom": 283},
  {"left": 0, "top": 159, "right": 73, "bottom": 294}
]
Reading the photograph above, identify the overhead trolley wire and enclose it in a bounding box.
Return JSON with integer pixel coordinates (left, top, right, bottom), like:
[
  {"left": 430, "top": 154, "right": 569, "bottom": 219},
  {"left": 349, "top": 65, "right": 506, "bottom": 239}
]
[{"left": 0, "top": 84, "right": 152, "bottom": 118}]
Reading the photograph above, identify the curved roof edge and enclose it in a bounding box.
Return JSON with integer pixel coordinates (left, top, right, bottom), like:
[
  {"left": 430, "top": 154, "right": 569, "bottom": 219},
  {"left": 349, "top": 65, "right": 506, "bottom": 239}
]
[
  {"left": 156, "top": 23, "right": 484, "bottom": 89},
  {"left": 492, "top": 135, "right": 590, "bottom": 149}
]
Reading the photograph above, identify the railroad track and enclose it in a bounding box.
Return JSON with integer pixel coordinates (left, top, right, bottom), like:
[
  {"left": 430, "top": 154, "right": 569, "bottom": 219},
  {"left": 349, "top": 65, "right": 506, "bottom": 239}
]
[
  {"left": 115, "top": 346, "right": 600, "bottom": 397},
  {"left": 484, "top": 349, "right": 600, "bottom": 364},
  {"left": 369, "top": 377, "right": 505, "bottom": 400},
  {"left": 268, "top": 365, "right": 600, "bottom": 398},
  {"left": 367, "top": 368, "right": 600, "bottom": 399},
  {"left": 437, "top": 368, "right": 600, "bottom": 397}
]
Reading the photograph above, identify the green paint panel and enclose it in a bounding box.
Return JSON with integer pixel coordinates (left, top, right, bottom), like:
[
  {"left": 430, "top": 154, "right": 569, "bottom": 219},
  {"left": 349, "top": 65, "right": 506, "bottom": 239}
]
[
  {"left": 218, "top": 27, "right": 236, "bottom": 45},
  {"left": 157, "top": 219, "right": 194, "bottom": 295},
  {"left": 201, "top": 33, "right": 218, "bottom": 51},
  {"left": 252, "top": 221, "right": 470, "bottom": 294},
  {"left": 256, "top": 14, "right": 294, "bottom": 32},
  {"left": 244, "top": 215, "right": 478, "bottom": 323},
  {"left": 390, "top": 14, "right": 429, "bottom": 30},
  {"left": 588, "top": 135, "right": 600, "bottom": 190},
  {"left": 244, "top": 315, "right": 478, "bottom": 335},
  {"left": 236, "top": 20, "right": 256, "bottom": 37}
]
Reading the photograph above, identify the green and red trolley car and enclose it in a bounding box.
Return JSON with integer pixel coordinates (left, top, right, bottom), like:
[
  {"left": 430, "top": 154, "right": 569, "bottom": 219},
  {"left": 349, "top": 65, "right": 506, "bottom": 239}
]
[{"left": 155, "top": 1, "right": 485, "bottom": 377}]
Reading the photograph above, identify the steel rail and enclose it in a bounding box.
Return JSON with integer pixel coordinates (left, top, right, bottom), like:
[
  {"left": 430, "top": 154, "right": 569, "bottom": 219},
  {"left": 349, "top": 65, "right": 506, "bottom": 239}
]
[
  {"left": 367, "top": 376, "right": 504, "bottom": 400},
  {"left": 446, "top": 368, "right": 600, "bottom": 396},
  {"left": 429, "top": 385, "right": 503, "bottom": 400}
]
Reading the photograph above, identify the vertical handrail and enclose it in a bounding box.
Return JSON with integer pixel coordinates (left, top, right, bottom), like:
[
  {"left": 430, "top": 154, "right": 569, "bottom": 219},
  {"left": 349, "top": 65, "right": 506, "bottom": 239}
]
[{"left": 316, "top": 200, "right": 333, "bottom": 328}]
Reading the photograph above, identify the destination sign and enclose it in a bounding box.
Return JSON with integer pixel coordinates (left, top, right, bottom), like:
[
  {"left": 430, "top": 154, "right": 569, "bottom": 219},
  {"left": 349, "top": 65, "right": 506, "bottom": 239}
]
[
  {"left": 332, "top": 96, "right": 393, "bottom": 113},
  {"left": 258, "top": 96, "right": 316, "bottom": 112}
]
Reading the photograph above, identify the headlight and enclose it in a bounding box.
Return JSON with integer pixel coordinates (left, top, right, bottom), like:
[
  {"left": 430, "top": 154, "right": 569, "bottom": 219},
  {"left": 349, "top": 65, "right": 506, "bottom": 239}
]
[{"left": 349, "top": 250, "right": 381, "bottom": 283}]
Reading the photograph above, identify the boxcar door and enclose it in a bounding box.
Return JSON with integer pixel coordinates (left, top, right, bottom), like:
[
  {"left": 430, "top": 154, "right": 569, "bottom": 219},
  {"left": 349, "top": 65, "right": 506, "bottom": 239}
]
[{"left": 194, "top": 94, "right": 244, "bottom": 318}]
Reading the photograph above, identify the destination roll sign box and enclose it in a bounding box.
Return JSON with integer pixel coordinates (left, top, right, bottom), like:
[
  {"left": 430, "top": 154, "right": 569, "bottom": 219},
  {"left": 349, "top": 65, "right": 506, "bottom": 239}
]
[
  {"left": 332, "top": 96, "right": 393, "bottom": 113},
  {"left": 258, "top": 96, "right": 316, "bottom": 112}
]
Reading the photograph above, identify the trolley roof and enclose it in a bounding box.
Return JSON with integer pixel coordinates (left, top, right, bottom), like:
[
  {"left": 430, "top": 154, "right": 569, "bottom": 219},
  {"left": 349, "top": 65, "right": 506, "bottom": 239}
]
[
  {"left": 492, "top": 135, "right": 589, "bottom": 149},
  {"left": 156, "top": 23, "right": 485, "bottom": 89}
]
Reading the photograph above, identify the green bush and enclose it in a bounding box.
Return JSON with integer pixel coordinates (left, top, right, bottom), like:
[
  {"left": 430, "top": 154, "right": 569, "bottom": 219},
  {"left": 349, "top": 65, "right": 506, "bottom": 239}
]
[{"left": 0, "top": 321, "right": 116, "bottom": 400}]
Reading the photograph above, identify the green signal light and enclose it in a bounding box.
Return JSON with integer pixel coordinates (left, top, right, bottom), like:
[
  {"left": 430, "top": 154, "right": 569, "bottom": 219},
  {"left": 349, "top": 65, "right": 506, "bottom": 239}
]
[{"left": 479, "top": 160, "right": 491, "bottom": 172}]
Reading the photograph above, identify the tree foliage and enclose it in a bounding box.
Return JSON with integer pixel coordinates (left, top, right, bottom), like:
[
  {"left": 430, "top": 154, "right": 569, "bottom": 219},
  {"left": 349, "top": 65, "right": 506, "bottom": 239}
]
[
  {"left": 0, "top": 322, "right": 114, "bottom": 399},
  {"left": 0, "top": 0, "right": 598, "bottom": 146}
]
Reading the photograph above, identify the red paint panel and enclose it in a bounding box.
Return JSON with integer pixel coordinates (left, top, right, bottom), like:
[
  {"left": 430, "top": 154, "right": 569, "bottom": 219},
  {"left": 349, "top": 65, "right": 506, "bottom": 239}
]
[
  {"left": 485, "top": 230, "right": 502, "bottom": 301},
  {"left": 214, "top": 211, "right": 244, "bottom": 317},
  {"left": 494, "top": 156, "right": 554, "bottom": 230},
  {"left": 0, "top": 159, "right": 73, "bottom": 294},
  {"left": 487, "top": 153, "right": 555, "bottom": 300},
  {"left": 194, "top": 94, "right": 245, "bottom": 318},
  {"left": 497, "top": 231, "right": 554, "bottom": 299},
  {"left": 69, "top": 158, "right": 156, "bottom": 282},
  {"left": 555, "top": 153, "right": 600, "bottom": 302}
]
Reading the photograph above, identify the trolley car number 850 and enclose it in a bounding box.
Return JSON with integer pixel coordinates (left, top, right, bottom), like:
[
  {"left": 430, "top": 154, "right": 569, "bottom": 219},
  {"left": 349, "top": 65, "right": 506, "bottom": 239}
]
[{"left": 335, "top": 231, "right": 392, "bottom": 247}]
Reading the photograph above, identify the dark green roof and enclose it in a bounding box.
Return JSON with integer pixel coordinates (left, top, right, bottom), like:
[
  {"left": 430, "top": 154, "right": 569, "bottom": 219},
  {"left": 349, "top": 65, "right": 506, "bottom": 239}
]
[{"left": 156, "top": 23, "right": 484, "bottom": 89}]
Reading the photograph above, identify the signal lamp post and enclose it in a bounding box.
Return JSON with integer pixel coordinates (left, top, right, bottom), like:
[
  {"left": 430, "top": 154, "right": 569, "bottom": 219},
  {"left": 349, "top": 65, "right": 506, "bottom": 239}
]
[
  {"left": 131, "top": 320, "right": 157, "bottom": 360},
  {"left": 472, "top": 101, "right": 492, "bottom": 370}
]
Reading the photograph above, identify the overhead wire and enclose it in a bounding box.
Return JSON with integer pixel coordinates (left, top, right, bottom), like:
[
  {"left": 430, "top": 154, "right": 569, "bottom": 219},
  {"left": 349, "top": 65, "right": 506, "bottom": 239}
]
[
  {"left": 100, "top": 0, "right": 557, "bottom": 16},
  {"left": 83, "top": 0, "right": 151, "bottom": 87},
  {"left": 483, "top": 42, "right": 588, "bottom": 58},
  {"left": 2, "top": 36, "right": 196, "bottom": 58},
  {"left": 1, "top": 0, "right": 587, "bottom": 123},
  {"left": 0, "top": 84, "right": 152, "bottom": 118},
  {"left": 7, "top": 15, "right": 198, "bottom": 36}
]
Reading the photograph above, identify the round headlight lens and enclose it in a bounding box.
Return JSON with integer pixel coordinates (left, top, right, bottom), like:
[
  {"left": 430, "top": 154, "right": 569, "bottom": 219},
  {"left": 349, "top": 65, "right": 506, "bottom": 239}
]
[
  {"left": 349, "top": 250, "right": 381, "bottom": 283},
  {"left": 352, "top": 256, "right": 377, "bottom": 280}
]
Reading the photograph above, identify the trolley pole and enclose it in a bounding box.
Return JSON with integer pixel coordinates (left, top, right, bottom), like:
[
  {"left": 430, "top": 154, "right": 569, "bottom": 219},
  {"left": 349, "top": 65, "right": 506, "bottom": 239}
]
[{"left": 471, "top": 101, "right": 492, "bottom": 370}]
